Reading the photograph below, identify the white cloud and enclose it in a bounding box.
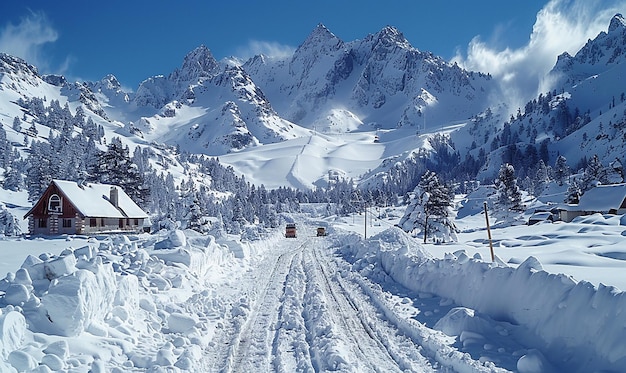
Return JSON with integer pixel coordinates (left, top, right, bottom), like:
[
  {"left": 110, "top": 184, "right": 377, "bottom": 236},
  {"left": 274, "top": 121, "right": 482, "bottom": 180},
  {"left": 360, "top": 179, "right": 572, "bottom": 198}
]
[
  {"left": 0, "top": 11, "right": 59, "bottom": 71},
  {"left": 234, "top": 40, "right": 295, "bottom": 60},
  {"left": 453, "top": 0, "right": 626, "bottom": 111}
]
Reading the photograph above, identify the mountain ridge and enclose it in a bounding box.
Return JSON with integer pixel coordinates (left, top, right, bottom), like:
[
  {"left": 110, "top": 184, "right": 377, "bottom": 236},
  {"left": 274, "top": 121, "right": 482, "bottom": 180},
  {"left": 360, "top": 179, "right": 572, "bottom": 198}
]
[{"left": 2, "top": 16, "right": 626, "bottom": 191}]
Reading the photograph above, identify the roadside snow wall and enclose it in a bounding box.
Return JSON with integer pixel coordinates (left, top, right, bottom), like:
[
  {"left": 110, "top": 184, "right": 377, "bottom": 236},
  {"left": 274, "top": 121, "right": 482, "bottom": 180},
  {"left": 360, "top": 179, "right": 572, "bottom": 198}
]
[{"left": 341, "top": 227, "right": 626, "bottom": 373}]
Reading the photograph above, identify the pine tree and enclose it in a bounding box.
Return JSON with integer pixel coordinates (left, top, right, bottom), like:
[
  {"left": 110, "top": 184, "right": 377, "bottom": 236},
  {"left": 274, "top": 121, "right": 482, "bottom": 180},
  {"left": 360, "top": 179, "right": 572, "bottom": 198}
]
[
  {"left": 12, "top": 117, "right": 21, "bottom": 132},
  {"left": 565, "top": 179, "right": 582, "bottom": 204},
  {"left": 398, "top": 171, "right": 456, "bottom": 243},
  {"left": 91, "top": 137, "right": 148, "bottom": 206},
  {"left": 186, "top": 191, "right": 208, "bottom": 233},
  {"left": 534, "top": 160, "right": 550, "bottom": 196},
  {"left": 27, "top": 121, "right": 38, "bottom": 137},
  {"left": 496, "top": 163, "right": 523, "bottom": 212},
  {"left": 581, "top": 154, "right": 604, "bottom": 192},
  {"left": 0, "top": 126, "right": 8, "bottom": 169},
  {"left": 554, "top": 155, "right": 570, "bottom": 186},
  {"left": 3, "top": 150, "right": 23, "bottom": 191},
  {"left": 25, "top": 141, "right": 53, "bottom": 201}
]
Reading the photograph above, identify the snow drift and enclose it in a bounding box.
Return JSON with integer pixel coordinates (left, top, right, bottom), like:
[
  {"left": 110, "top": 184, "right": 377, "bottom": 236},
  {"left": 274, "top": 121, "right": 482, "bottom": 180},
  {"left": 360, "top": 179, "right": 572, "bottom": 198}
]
[{"left": 340, "top": 227, "right": 626, "bottom": 373}]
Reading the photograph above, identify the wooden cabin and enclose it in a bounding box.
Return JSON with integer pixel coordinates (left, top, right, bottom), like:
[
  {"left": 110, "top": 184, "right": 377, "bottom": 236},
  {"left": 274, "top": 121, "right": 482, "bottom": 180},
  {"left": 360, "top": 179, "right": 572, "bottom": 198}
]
[
  {"left": 558, "top": 183, "right": 626, "bottom": 222},
  {"left": 24, "top": 179, "right": 149, "bottom": 235}
]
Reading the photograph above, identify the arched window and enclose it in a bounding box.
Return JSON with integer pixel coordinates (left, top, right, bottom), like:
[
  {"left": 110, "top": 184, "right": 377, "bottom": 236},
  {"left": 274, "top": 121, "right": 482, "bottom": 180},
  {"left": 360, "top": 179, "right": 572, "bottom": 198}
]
[{"left": 48, "top": 194, "right": 62, "bottom": 213}]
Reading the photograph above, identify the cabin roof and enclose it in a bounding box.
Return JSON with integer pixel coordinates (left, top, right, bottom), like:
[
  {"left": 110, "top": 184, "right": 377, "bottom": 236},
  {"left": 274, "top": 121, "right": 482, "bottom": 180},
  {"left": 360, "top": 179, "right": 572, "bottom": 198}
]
[
  {"left": 25, "top": 179, "right": 148, "bottom": 219},
  {"left": 576, "top": 183, "right": 626, "bottom": 212}
]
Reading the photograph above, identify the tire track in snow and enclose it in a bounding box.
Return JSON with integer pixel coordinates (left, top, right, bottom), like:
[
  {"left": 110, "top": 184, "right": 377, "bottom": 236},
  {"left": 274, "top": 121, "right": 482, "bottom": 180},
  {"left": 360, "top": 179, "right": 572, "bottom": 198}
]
[
  {"left": 225, "top": 246, "right": 300, "bottom": 373},
  {"left": 336, "top": 259, "right": 513, "bottom": 373},
  {"left": 271, "top": 249, "right": 315, "bottom": 372},
  {"left": 303, "top": 242, "right": 432, "bottom": 372}
]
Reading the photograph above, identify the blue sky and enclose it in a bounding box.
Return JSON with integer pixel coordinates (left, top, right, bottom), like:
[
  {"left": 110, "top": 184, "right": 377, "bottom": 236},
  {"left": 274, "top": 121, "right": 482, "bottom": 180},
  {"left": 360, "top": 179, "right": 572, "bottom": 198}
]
[{"left": 2, "top": 0, "right": 626, "bottom": 99}]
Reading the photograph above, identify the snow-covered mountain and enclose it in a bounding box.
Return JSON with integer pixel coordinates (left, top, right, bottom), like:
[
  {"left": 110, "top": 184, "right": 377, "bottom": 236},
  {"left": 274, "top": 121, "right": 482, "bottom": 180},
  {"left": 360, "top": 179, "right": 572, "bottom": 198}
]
[
  {"left": 4, "top": 15, "right": 626, "bottom": 190},
  {"left": 90, "top": 45, "right": 310, "bottom": 155},
  {"left": 441, "top": 13, "right": 626, "bottom": 181},
  {"left": 0, "top": 22, "right": 501, "bottom": 190},
  {"left": 549, "top": 14, "right": 626, "bottom": 89},
  {"left": 244, "top": 24, "right": 496, "bottom": 133}
]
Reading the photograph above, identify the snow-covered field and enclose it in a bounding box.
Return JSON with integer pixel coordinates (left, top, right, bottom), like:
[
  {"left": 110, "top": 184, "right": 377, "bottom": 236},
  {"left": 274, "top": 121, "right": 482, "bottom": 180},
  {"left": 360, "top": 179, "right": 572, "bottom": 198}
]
[{"left": 0, "top": 203, "right": 625, "bottom": 372}]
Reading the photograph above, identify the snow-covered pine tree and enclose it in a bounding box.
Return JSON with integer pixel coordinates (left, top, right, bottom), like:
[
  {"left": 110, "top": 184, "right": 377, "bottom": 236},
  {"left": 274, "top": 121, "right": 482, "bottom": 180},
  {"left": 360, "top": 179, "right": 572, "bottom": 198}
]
[
  {"left": 186, "top": 191, "right": 209, "bottom": 233},
  {"left": 580, "top": 154, "right": 604, "bottom": 192},
  {"left": 0, "top": 203, "right": 21, "bottom": 236},
  {"left": 533, "top": 160, "right": 550, "bottom": 196},
  {"left": 554, "top": 155, "right": 570, "bottom": 186},
  {"left": 25, "top": 141, "right": 53, "bottom": 201},
  {"left": 0, "top": 126, "right": 8, "bottom": 170},
  {"left": 398, "top": 170, "right": 456, "bottom": 243},
  {"left": 26, "top": 121, "right": 38, "bottom": 137},
  {"left": 496, "top": 163, "right": 523, "bottom": 212},
  {"left": 3, "top": 150, "right": 23, "bottom": 191},
  {"left": 565, "top": 178, "right": 582, "bottom": 204},
  {"left": 91, "top": 137, "right": 148, "bottom": 206},
  {"left": 12, "top": 116, "right": 21, "bottom": 133}
]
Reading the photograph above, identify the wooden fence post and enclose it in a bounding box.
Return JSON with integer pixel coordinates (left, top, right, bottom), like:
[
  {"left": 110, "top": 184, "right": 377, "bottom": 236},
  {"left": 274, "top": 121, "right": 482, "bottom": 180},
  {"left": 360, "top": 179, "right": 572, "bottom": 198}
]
[{"left": 483, "top": 202, "right": 495, "bottom": 262}]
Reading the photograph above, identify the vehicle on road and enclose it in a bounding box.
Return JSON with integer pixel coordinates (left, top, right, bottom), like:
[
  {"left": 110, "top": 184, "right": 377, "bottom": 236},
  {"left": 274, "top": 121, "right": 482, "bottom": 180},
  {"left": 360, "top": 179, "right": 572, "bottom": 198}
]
[{"left": 285, "top": 223, "right": 297, "bottom": 238}]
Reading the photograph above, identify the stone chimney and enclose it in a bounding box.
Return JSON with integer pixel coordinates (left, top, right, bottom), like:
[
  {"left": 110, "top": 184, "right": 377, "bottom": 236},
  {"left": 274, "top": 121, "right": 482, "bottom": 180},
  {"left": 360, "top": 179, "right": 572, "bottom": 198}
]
[{"left": 110, "top": 187, "right": 119, "bottom": 207}]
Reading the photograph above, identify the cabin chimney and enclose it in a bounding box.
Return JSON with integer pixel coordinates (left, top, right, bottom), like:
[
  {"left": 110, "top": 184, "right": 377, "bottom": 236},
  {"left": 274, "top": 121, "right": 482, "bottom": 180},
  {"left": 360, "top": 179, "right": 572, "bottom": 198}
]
[{"left": 110, "top": 187, "right": 119, "bottom": 207}]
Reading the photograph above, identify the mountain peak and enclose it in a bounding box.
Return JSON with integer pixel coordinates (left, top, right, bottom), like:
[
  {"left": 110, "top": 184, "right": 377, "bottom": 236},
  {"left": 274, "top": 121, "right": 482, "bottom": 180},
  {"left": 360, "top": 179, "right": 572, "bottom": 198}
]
[
  {"left": 100, "top": 74, "right": 121, "bottom": 89},
  {"left": 170, "top": 45, "right": 220, "bottom": 83},
  {"left": 299, "top": 23, "right": 343, "bottom": 51},
  {"left": 609, "top": 13, "right": 626, "bottom": 33},
  {"left": 0, "top": 53, "right": 39, "bottom": 77},
  {"left": 311, "top": 23, "right": 334, "bottom": 38},
  {"left": 375, "top": 26, "right": 411, "bottom": 49}
]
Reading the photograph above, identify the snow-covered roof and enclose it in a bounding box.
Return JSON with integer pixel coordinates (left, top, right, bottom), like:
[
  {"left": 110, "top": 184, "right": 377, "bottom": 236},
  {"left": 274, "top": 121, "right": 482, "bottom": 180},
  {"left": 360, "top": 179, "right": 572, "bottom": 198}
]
[
  {"left": 576, "top": 183, "right": 626, "bottom": 212},
  {"left": 50, "top": 180, "right": 147, "bottom": 218}
]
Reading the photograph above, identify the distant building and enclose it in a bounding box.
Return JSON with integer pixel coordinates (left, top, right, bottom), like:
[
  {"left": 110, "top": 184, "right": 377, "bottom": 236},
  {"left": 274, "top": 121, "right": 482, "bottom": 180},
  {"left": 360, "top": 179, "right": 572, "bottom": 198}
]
[
  {"left": 558, "top": 183, "right": 626, "bottom": 222},
  {"left": 24, "top": 179, "right": 149, "bottom": 235}
]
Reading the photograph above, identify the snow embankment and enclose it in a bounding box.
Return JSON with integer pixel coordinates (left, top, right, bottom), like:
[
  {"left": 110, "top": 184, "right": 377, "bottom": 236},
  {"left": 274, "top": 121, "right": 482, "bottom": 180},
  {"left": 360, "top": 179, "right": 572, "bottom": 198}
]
[
  {"left": 340, "top": 227, "right": 626, "bottom": 373},
  {"left": 0, "top": 228, "right": 276, "bottom": 372}
]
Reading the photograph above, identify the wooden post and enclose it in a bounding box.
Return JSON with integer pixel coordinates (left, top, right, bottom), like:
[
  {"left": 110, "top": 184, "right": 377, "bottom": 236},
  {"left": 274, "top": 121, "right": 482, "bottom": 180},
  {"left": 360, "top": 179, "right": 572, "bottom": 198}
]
[{"left": 483, "top": 202, "right": 495, "bottom": 262}]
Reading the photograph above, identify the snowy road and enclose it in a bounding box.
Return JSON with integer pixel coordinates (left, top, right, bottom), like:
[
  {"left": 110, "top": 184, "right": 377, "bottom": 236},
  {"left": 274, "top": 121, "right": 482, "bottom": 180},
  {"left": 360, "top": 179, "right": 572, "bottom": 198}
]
[
  {"left": 3, "top": 218, "right": 626, "bottom": 371},
  {"left": 199, "top": 225, "right": 510, "bottom": 373}
]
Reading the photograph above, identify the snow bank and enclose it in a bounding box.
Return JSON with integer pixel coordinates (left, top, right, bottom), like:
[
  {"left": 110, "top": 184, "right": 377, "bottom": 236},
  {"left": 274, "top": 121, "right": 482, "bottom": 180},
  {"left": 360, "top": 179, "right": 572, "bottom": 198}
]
[
  {"left": 0, "top": 310, "right": 26, "bottom": 358},
  {"left": 342, "top": 227, "right": 626, "bottom": 372},
  {"left": 0, "top": 228, "right": 283, "bottom": 371}
]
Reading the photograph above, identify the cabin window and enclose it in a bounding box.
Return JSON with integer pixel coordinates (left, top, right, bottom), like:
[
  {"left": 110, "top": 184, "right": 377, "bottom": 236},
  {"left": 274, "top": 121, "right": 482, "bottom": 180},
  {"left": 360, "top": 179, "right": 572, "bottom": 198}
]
[
  {"left": 90, "top": 218, "right": 97, "bottom": 227},
  {"left": 62, "top": 219, "right": 72, "bottom": 228},
  {"left": 134, "top": 218, "right": 139, "bottom": 226},
  {"left": 38, "top": 219, "right": 47, "bottom": 228},
  {"left": 48, "top": 194, "right": 62, "bottom": 213},
  {"left": 119, "top": 219, "right": 124, "bottom": 228},
  {"left": 101, "top": 218, "right": 105, "bottom": 226}
]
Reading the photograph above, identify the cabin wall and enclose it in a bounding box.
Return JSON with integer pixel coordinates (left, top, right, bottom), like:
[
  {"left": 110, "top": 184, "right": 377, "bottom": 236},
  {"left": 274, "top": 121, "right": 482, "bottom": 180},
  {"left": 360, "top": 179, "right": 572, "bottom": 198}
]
[
  {"left": 77, "top": 217, "right": 144, "bottom": 234},
  {"left": 560, "top": 210, "right": 584, "bottom": 223}
]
